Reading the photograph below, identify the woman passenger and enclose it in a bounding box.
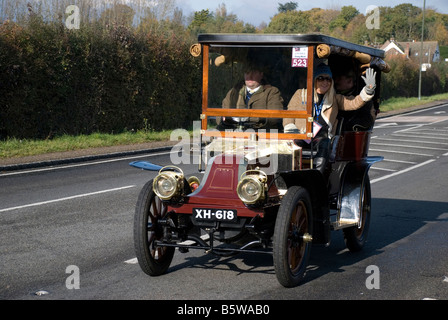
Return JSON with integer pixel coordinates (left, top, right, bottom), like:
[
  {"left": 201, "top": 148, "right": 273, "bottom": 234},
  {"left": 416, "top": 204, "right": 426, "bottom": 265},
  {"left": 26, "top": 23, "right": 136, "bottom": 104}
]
[{"left": 283, "top": 63, "right": 376, "bottom": 173}]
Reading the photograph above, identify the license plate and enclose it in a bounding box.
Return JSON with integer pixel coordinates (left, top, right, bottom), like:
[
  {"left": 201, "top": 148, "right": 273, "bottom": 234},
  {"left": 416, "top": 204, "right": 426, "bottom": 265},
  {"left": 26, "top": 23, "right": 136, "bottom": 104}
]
[{"left": 193, "top": 208, "right": 237, "bottom": 222}]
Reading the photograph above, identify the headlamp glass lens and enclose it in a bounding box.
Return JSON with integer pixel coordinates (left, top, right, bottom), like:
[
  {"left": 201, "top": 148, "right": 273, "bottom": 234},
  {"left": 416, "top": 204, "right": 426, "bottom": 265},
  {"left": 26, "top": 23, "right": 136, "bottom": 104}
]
[
  {"left": 237, "top": 176, "right": 264, "bottom": 204},
  {"left": 154, "top": 173, "right": 179, "bottom": 199}
]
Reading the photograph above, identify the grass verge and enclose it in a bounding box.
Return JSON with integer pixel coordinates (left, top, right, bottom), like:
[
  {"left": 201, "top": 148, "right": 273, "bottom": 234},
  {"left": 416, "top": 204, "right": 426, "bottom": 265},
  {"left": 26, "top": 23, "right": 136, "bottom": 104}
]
[
  {"left": 380, "top": 93, "right": 448, "bottom": 112},
  {"left": 0, "top": 130, "right": 173, "bottom": 159}
]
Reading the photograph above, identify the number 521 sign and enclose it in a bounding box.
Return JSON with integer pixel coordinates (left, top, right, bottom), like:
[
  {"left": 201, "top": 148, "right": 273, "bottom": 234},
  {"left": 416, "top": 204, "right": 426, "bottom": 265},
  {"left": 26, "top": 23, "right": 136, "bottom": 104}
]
[{"left": 291, "top": 46, "right": 308, "bottom": 68}]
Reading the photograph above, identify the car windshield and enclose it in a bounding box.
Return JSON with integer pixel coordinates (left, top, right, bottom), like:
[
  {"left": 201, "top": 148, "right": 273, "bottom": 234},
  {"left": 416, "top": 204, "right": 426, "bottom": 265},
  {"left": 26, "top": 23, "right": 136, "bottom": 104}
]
[
  {"left": 208, "top": 46, "right": 309, "bottom": 109},
  {"left": 204, "top": 45, "right": 312, "bottom": 138}
]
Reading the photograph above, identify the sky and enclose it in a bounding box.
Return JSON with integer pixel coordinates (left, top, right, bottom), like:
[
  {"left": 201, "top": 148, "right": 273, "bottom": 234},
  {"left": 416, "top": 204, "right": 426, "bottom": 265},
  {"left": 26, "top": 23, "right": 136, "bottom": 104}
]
[{"left": 175, "top": 0, "right": 448, "bottom": 26}]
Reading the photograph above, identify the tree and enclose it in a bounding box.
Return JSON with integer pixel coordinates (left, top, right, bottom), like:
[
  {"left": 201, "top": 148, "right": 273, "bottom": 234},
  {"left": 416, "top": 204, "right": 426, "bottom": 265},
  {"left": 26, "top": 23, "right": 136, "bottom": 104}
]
[
  {"left": 307, "top": 8, "right": 339, "bottom": 33},
  {"left": 278, "top": 2, "right": 298, "bottom": 13},
  {"left": 265, "top": 10, "right": 310, "bottom": 33},
  {"left": 391, "top": 3, "right": 421, "bottom": 41},
  {"left": 99, "top": 4, "right": 135, "bottom": 27},
  {"left": 187, "top": 9, "right": 214, "bottom": 34},
  {"left": 187, "top": 4, "right": 256, "bottom": 35},
  {"left": 215, "top": 3, "right": 238, "bottom": 30},
  {"left": 329, "top": 5, "right": 359, "bottom": 31},
  {"left": 433, "top": 22, "right": 448, "bottom": 45}
]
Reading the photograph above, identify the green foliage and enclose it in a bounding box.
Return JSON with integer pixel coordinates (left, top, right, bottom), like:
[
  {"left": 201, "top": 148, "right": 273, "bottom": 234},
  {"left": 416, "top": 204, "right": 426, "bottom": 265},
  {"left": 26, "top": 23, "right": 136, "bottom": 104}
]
[
  {"left": 0, "top": 8, "right": 202, "bottom": 139},
  {"left": 265, "top": 3, "right": 448, "bottom": 47},
  {"left": 188, "top": 9, "right": 214, "bottom": 34},
  {"left": 99, "top": 4, "right": 136, "bottom": 27},
  {"left": 1, "top": 1, "right": 448, "bottom": 141},
  {"left": 278, "top": 2, "right": 298, "bottom": 13},
  {"left": 265, "top": 10, "right": 310, "bottom": 33},
  {"left": 361, "top": 5, "right": 423, "bottom": 45},
  {"left": 187, "top": 4, "right": 256, "bottom": 36},
  {"left": 440, "top": 45, "right": 448, "bottom": 59},
  {"left": 329, "top": 6, "right": 359, "bottom": 31},
  {"left": 380, "top": 92, "right": 448, "bottom": 112},
  {"left": 380, "top": 57, "right": 448, "bottom": 100}
]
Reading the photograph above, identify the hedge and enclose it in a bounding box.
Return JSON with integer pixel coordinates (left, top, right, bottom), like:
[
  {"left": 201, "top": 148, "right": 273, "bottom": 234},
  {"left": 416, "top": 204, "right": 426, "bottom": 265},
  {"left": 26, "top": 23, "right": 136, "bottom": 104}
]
[{"left": 0, "top": 17, "right": 202, "bottom": 139}]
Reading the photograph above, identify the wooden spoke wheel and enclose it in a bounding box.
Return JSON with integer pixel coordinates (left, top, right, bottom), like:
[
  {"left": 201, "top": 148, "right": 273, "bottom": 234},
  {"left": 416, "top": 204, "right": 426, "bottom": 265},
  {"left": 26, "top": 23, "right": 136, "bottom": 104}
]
[
  {"left": 134, "top": 180, "right": 175, "bottom": 276},
  {"left": 273, "top": 186, "right": 313, "bottom": 287}
]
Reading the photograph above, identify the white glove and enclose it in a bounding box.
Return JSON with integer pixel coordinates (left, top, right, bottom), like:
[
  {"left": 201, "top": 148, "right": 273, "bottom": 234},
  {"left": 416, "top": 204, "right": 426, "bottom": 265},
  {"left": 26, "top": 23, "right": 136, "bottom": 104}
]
[{"left": 362, "top": 68, "right": 376, "bottom": 95}]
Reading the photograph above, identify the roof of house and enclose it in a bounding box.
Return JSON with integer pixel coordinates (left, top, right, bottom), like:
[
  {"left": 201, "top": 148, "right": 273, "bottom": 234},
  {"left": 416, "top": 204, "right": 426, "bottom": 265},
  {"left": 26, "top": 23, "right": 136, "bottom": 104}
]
[{"left": 381, "top": 39, "right": 439, "bottom": 59}]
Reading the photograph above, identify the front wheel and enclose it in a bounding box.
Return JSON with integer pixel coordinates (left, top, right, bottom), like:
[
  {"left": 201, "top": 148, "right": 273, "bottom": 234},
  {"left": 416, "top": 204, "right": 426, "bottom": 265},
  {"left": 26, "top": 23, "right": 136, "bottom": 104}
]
[
  {"left": 273, "top": 186, "right": 313, "bottom": 287},
  {"left": 134, "top": 180, "right": 175, "bottom": 276}
]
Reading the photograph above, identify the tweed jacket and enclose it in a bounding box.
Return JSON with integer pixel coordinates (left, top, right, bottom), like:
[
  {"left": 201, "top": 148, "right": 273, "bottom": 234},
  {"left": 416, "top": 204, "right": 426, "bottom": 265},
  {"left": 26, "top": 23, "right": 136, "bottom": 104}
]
[{"left": 220, "top": 84, "right": 284, "bottom": 130}]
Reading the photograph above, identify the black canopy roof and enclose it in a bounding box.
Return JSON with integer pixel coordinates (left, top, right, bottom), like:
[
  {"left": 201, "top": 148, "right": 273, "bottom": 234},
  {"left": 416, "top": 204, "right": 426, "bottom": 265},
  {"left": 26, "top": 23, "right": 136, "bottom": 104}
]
[{"left": 198, "top": 33, "right": 385, "bottom": 58}]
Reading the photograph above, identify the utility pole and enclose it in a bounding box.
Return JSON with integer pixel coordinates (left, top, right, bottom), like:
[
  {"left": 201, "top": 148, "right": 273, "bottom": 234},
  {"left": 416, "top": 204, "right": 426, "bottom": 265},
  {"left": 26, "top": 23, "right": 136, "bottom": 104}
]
[{"left": 418, "top": 0, "right": 426, "bottom": 100}]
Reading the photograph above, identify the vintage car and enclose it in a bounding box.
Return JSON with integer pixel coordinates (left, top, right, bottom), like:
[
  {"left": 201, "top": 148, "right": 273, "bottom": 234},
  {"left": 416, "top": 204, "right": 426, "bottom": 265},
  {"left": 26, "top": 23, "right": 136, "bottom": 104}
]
[{"left": 130, "top": 34, "right": 389, "bottom": 287}]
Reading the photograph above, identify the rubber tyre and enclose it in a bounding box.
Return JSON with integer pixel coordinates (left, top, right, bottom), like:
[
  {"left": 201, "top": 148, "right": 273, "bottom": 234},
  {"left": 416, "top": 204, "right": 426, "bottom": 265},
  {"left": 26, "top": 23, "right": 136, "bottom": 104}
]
[
  {"left": 273, "top": 186, "right": 313, "bottom": 287},
  {"left": 134, "top": 180, "right": 175, "bottom": 276}
]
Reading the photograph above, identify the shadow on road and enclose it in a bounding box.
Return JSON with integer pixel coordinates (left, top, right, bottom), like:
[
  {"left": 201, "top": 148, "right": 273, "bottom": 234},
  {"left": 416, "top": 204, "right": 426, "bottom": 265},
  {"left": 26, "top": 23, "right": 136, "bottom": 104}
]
[{"left": 166, "top": 197, "right": 448, "bottom": 284}]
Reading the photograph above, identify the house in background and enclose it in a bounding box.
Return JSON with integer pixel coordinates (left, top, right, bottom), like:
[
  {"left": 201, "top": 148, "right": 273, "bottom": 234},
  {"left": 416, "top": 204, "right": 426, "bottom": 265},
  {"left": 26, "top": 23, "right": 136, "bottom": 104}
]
[{"left": 381, "top": 38, "right": 440, "bottom": 69}]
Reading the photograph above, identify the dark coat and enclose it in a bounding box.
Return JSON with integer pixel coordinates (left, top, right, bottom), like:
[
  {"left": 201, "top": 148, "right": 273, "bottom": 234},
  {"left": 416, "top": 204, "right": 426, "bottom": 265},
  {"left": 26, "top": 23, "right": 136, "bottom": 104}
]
[{"left": 221, "top": 84, "right": 284, "bottom": 130}]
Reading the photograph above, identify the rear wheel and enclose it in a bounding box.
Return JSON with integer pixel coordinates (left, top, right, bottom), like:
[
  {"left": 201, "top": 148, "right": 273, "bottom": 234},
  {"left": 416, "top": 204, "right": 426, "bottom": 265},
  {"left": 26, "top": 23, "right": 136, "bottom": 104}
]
[
  {"left": 343, "top": 176, "right": 371, "bottom": 252},
  {"left": 273, "top": 186, "right": 313, "bottom": 287},
  {"left": 134, "top": 180, "right": 175, "bottom": 276}
]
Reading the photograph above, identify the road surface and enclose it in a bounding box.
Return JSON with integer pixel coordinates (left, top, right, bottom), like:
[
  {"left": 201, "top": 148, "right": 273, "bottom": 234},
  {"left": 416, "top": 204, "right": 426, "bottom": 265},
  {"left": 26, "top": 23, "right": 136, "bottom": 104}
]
[{"left": 1, "top": 103, "right": 447, "bottom": 303}]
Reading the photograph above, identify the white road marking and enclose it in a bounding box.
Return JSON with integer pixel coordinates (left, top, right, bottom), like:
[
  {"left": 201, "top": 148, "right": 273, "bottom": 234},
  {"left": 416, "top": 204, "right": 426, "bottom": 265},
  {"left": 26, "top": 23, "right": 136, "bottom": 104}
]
[
  {"left": 372, "top": 137, "right": 448, "bottom": 146},
  {"left": 370, "top": 167, "right": 396, "bottom": 172},
  {"left": 370, "top": 142, "right": 448, "bottom": 151},
  {"left": 390, "top": 133, "right": 448, "bottom": 140},
  {"left": 0, "top": 185, "right": 136, "bottom": 213},
  {"left": 369, "top": 148, "right": 433, "bottom": 157},
  {"left": 371, "top": 160, "right": 435, "bottom": 184},
  {"left": 380, "top": 158, "right": 417, "bottom": 164},
  {"left": 124, "top": 258, "right": 138, "bottom": 264},
  {"left": 377, "top": 116, "right": 448, "bottom": 123},
  {"left": 374, "top": 122, "right": 398, "bottom": 128},
  {"left": 411, "top": 127, "right": 448, "bottom": 133},
  {"left": 0, "top": 151, "right": 171, "bottom": 177}
]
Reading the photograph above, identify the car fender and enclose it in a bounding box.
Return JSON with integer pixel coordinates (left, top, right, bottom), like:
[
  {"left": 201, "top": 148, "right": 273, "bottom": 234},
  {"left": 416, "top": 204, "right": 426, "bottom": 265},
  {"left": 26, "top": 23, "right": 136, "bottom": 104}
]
[
  {"left": 338, "top": 156, "right": 383, "bottom": 225},
  {"left": 279, "top": 169, "right": 330, "bottom": 245}
]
